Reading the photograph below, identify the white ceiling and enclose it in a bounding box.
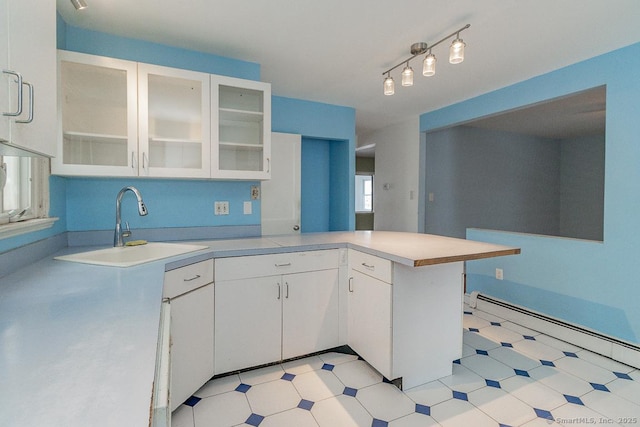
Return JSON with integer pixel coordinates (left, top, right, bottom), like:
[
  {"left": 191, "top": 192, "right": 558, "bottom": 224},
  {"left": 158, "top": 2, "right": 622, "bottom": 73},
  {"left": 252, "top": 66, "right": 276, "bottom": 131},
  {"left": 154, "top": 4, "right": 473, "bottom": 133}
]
[{"left": 56, "top": 0, "right": 640, "bottom": 137}]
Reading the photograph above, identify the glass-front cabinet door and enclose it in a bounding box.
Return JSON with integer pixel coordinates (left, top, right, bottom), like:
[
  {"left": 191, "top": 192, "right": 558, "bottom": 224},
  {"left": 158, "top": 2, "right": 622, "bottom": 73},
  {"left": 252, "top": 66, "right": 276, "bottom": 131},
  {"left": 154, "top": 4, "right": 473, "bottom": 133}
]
[
  {"left": 211, "top": 75, "right": 271, "bottom": 180},
  {"left": 138, "top": 63, "right": 210, "bottom": 178},
  {"left": 53, "top": 51, "right": 138, "bottom": 176}
]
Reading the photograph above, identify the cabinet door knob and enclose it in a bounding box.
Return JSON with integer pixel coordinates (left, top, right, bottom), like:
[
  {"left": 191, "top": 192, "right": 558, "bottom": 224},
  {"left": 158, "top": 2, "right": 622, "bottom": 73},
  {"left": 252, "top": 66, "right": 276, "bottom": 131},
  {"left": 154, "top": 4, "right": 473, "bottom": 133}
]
[{"left": 293, "top": 225, "right": 300, "bottom": 231}]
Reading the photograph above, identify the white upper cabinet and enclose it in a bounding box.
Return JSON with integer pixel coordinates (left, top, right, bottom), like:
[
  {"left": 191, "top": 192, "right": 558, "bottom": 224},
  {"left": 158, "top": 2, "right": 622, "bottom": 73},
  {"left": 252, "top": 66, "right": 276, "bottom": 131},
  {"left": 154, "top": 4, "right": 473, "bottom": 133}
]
[
  {"left": 211, "top": 75, "right": 271, "bottom": 180},
  {"left": 54, "top": 52, "right": 270, "bottom": 180},
  {"left": 53, "top": 51, "right": 138, "bottom": 176},
  {"left": 138, "top": 63, "right": 211, "bottom": 178},
  {"left": 0, "top": 0, "right": 56, "bottom": 157}
]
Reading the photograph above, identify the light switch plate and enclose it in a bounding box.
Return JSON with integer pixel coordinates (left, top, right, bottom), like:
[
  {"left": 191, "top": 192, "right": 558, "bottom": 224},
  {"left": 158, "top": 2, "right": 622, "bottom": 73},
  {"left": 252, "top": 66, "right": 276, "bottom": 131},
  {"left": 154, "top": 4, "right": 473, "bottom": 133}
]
[{"left": 243, "top": 201, "right": 252, "bottom": 215}]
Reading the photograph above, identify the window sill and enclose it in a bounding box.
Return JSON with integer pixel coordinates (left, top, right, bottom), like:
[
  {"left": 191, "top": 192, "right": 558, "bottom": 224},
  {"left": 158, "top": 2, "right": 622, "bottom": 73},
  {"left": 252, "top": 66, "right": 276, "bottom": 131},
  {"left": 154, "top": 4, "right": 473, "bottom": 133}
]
[{"left": 0, "top": 217, "right": 59, "bottom": 240}]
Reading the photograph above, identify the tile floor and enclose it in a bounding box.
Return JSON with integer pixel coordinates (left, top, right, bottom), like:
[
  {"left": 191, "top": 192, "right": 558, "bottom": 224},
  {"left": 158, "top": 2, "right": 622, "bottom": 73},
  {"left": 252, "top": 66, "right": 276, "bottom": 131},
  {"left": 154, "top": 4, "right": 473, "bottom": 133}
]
[{"left": 172, "top": 305, "right": 640, "bottom": 427}]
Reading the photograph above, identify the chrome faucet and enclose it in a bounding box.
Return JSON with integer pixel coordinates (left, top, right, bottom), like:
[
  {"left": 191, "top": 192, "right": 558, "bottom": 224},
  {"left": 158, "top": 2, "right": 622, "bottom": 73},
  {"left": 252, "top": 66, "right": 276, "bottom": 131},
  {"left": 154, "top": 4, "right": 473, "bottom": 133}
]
[{"left": 114, "top": 186, "right": 148, "bottom": 247}]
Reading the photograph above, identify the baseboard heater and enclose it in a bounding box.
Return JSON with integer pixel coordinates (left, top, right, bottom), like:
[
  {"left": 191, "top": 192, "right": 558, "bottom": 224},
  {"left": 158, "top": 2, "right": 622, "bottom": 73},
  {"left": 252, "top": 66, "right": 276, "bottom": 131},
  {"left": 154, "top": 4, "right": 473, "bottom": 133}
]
[{"left": 466, "top": 291, "right": 640, "bottom": 370}]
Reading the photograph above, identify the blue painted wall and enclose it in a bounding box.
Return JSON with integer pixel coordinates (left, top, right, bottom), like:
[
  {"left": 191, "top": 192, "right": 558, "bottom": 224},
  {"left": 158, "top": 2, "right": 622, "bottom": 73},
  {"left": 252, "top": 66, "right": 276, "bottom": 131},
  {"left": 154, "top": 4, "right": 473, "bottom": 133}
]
[
  {"left": 300, "top": 138, "right": 331, "bottom": 232},
  {"left": 421, "top": 42, "right": 640, "bottom": 343}
]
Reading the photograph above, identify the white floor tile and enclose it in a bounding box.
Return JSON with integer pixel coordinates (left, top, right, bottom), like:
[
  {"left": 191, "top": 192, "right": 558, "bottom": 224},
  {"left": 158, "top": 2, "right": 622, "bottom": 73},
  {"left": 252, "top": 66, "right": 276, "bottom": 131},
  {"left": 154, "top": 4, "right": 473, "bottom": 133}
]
[
  {"left": 317, "top": 352, "right": 359, "bottom": 366},
  {"left": 245, "top": 379, "right": 301, "bottom": 417},
  {"left": 575, "top": 350, "right": 636, "bottom": 374},
  {"left": 292, "top": 369, "right": 345, "bottom": 402},
  {"left": 193, "top": 391, "right": 251, "bottom": 427},
  {"left": 520, "top": 416, "right": 564, "bottom": 426},
  {"left": 460, "top": 354, "right": 516, "bottom": 381},
  {"left": 462, "top": 344, "right": 475, "bottom": 358},
  {"left": 332, "top": 360, "right": 383, "bottom": 389},
  {"left": 488, "top": 346, "right": 541, "bottom": 371},
  {"left": 389, "top": 412, "right": 440, "bottom": 427},
  {"left": 171, "top": 405, "right": 193, "bottom": 427},
  {"left": 553, "top": 356, "right": 618, "bottom": 385},
  {"left": 405, "top": 379, "right": 453, "bottom": 407},
  {"left": 438, "top": 364, "right": 486, "bottom": 393},
  {"left": 512, "top": 339, "right": 567, "bottom": 361},
  {"left": 552, "top": 402, "right": 624, "bottom": 426},
  {"left": 581, "top": 390, "right": 640, "bottom": 426},
  {"left": 462, "top": 330, "right": 501, "bottom": 351},
  {"left": 259, "top": 407, "right": 320, "bottom": 427},
  {"left": 478, "top": 324, "right": 526, "bottom": 345},
  {"left": 470, "top": 309, "right": 506, "bottom": 324},
  {"left": 468, "top": 385, "right": 537, "bottom": 426},
  {"left": 534, "top": 334, "right": 582, "bottom": 353},
  {"left": 607, "top": 377, "right": 640, "bottom": 405},
  {"left": 529, "top": 365, "right": 594, "bottom": 396},
  {"left": 500, "top": 375, "right": 567, "bottom": 410},
  {"left": 311, "top": 394, "right": 373, "bottom": 427},
  {"left": 238, "top": 364, "right": 285, "bottom": 385},
  {"left": 430, "top": 397, "right": 497, "bottom": 427},
  {"left": 462, "top": 313, "right": 492, "bottom": 330},
  {"left": 194, "top": 374, "right": 241, "bottom": 398},
  {"left": 500, "top": 321, "right": 541, "bottom": 337},
  {"left": 356, "top": 382, "right": 415, "bottom": 421},
  {"left": 281, "top": 355, "right": 325, "bottom": 375}
]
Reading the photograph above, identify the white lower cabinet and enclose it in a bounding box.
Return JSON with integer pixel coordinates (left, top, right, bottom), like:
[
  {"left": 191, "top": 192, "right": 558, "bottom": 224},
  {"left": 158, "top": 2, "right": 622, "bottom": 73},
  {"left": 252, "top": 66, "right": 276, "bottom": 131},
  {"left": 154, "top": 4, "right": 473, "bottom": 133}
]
[
  {"left": 163, "top": 260, "right": 215, "bottom": 412},
  {"left": 348, "top": 269, "right": 392, "bottom": 379},
  {"left": 214, "top": 250, "right": 339, "bottom": 374}
]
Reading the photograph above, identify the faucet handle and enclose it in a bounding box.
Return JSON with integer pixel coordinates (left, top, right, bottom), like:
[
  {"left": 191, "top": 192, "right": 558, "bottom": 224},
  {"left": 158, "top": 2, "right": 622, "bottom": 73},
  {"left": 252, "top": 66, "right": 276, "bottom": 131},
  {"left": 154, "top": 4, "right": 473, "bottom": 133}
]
[{"left": 122, "top": 221, "right": 132, "bottom": 238}]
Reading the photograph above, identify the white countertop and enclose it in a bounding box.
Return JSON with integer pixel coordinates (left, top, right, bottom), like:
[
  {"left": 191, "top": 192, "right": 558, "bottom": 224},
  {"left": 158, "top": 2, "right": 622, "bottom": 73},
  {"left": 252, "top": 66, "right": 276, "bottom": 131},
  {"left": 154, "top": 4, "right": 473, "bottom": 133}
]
[{"left": 0, "top": 231, "right": 518, "bottom": 426}]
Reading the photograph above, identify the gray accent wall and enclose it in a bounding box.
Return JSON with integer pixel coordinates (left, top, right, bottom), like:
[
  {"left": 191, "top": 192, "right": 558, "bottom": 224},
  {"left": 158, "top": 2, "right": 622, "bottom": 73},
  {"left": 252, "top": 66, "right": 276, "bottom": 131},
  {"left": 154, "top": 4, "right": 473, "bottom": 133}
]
[{"left": 424, "top": 126, "right": 604, "bottom": 240}]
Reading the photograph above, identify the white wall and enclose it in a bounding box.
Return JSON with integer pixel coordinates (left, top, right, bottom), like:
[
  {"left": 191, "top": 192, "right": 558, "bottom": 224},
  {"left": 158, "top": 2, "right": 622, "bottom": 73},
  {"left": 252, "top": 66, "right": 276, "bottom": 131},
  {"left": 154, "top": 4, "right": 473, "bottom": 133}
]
[{"left": 362, "top": 117, "right": 420, "bottom": 232}]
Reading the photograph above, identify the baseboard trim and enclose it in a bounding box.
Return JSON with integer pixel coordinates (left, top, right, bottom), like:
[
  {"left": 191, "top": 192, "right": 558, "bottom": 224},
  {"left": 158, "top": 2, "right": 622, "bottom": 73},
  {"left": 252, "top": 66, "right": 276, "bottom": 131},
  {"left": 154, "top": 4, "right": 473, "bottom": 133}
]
[{"left": 465, "top": 292, "right": 640, "bottom": 369}]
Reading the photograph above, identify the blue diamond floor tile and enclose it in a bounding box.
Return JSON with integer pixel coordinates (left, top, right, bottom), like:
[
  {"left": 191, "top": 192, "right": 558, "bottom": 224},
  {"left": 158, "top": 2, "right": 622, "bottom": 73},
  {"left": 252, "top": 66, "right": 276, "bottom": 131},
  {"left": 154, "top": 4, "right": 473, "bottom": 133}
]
[
  {"left": 523, "top": 335, "right": 536, "bottom": 340},
  {"left": 322, "top": 363, "right": 335, "bottom": 371},
  {"left": 540, "top": 360, "right": 555, "bottom": 367},
  {"left": 515, "top": 369, "right": 530, "bottom": 377},
  {"left": 590, "top": 382, "right": 610, "bottom": 392},
  {"left": 501, "top": 342, "right": 513, "bottom": 348},
  {"left": 486, "top": 379, "right": 501, "bottom": 388},
  {"left": 372, "top": 419, "right": 388, "bottom": 427},
  {"left": 476, "top": 349, "right": 489, "bottom": 356},
  {"left": 453, "top": 359, "right": 461, "bottom": 365},
  {"left": 415, "top": 403, "right": 431, "bottom": 416},
  {"left": 534, "top": 408, "right": 554, "bottom": 420},
  {"left": 614, "top": 372, "right": 633, "bottom": 380},
  {"left": 343, "top": 387, "right": 358, "bottom": 397},
  {"left": 453, "top": 390, "right": 468, "bottom": 401},
  {"left": 563, "top": 351, "right": 579, "bottom": 358},
  {"left": 564, "top": 394, "right": 584, "bottom": 405},
  {"left": 469, "top": 327, "right": 480, "bottom": 332},
  {"left": 183, "top": 395, "right": 201, "bottom": 407},
  {"left": 298, "top": 399, "right": 314, "bottom": 411},
  {"left": 464, "top": 311, "right": 473, "bottom": 315},
  {"left": 235, "top": 383, "right": 251, "bottom": 393},
  {"left": 281, "top": 373, "right": 296, "bottom": 381},
  {"left": 499, "top": 424, "right": 513, "bottom": 427},
  {"left": 246, "top": 413, "right": 265, "bottom": 426},
  {"left": 491, "top": 322, "right": 502, "bottom": 326}
]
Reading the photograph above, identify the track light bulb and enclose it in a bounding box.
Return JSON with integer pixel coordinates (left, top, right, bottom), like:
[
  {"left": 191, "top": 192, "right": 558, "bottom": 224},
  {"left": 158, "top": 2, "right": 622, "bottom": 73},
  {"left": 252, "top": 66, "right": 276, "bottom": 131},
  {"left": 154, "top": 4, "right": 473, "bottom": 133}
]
[
  {"left": 383, "top": 75, "right": 395, "bottom": 96},
  {"left": 449, "top": 38, "right": 465, "bottom": 64},
  {"left": 423, "top": 52, "right": 436, "bottom": 76},
  {"left": 70, "top": 0, "right": 88, "bottom": 10},
  {"left": 401, "top": 64, "right": 414, "bottom": 87}
]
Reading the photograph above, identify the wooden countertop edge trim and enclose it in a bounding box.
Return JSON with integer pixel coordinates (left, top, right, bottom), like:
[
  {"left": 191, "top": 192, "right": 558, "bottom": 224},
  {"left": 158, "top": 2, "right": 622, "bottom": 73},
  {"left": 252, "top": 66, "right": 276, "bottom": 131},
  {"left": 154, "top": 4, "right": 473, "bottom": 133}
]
[{"left": 413, "top": 248, "right": 521, "bottom": 267}]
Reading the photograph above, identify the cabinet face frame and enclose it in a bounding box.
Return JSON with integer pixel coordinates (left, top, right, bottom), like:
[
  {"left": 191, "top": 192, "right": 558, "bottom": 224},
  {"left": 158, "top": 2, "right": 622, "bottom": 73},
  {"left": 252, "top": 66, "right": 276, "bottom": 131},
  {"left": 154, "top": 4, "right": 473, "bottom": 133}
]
[
  {"left": 211, "top": 74, "right": 271, "bottom": 180},
  {"left": 53, "top": 50, "right": 139, "bottom": 176},
  {"left": 138, "top": 63, "right": 211, "bottom": 178}
]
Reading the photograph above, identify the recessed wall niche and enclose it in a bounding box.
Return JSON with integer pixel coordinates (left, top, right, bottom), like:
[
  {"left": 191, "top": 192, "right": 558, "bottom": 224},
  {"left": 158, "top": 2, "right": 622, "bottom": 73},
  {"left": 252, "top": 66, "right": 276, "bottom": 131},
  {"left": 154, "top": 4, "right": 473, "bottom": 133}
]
[{"left": 424, "top": 85, "right": 605, "bottom": 241}]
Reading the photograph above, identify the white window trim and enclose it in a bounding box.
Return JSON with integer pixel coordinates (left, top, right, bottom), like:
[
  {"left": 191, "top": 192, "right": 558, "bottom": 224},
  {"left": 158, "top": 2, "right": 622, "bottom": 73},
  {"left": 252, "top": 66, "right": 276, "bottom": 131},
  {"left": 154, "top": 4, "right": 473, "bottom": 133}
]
[{"left": 0, "top": 156, "right": 58, "bottom": 240}]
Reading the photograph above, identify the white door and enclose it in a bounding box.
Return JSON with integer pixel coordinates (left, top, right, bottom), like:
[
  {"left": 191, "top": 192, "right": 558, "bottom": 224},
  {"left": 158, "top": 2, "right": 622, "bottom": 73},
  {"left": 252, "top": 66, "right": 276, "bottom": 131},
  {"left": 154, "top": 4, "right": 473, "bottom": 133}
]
[{"left": 261, "top": 132, "right": 301, "bottom": 235}]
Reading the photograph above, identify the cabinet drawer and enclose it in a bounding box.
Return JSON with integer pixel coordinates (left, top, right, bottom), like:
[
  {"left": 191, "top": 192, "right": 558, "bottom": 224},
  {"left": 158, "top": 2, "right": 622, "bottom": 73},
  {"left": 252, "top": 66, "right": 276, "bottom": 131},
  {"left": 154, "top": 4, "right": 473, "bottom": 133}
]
[
  {"left": 350, "top": 250, "right": 393, "bottom": 284},
  {"left": 215, "top": 249, "right": 339, "bottom": 281},
  {"left": 163, "top": 259, "right": 214, "bottom": 299}
]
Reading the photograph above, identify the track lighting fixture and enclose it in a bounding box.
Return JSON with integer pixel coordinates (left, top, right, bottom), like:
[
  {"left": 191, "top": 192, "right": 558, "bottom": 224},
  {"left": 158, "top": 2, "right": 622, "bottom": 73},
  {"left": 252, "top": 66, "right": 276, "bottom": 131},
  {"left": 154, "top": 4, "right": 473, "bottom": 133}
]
[
  {"left": 70, "top": 0, "right": 88, "bottom": 10},
  {"left": 382, "top": 24, "right": 470, "bottom": 95}
]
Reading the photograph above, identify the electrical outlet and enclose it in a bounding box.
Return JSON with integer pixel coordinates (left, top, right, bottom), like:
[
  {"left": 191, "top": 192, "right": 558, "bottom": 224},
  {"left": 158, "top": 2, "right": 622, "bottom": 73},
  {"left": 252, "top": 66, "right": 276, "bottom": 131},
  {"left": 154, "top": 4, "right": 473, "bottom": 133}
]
[
  {"left": 495, "top": 268, "right": 504, "bottom": 280},
  {"left": 214, "top": 201, "right": 230, "bottom": 215}
]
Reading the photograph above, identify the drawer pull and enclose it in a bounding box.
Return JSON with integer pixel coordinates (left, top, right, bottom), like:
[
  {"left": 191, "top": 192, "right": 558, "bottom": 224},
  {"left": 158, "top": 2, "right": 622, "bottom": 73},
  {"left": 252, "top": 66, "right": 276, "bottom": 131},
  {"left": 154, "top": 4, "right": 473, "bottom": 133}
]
[
  {"left": 361, "top": 262, "right": 375, "bottom": 270},
  {"left": 275, "top": 262, "right": 292, "bottom": 267},
  {"left": 183, "top": 274, "right": 201, "bottom": 282},
  {"left": 277, "top": 283, "right": 281, "bottom": 300},
  {"left": 348, "top": 277, "right": 354, "bottom": 293},
  {"left": 285, "top": 282, "right": 289, "bottom": 299}
]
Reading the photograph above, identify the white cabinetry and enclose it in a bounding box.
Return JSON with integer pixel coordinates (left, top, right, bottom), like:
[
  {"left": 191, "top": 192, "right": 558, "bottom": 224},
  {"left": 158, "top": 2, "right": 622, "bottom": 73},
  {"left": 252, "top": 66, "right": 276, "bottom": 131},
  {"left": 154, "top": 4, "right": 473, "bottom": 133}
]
[
  {"left": 163, "top": 259, "right": 215, "bottom": 411},
  {"left": 0, "top": 0, "right": 56, "bottom": 156},
  {"left": 53, "top": 51, "right": 138, "bottom": 175},
  {"left": 214, "top": 250, "right": 339, "bottom": 374},
  {"left": 211, "top": 75, "right": 271, "bottom": 180},
  {"left": 348, "top": 249, "right": 464, "bottom": 389}
]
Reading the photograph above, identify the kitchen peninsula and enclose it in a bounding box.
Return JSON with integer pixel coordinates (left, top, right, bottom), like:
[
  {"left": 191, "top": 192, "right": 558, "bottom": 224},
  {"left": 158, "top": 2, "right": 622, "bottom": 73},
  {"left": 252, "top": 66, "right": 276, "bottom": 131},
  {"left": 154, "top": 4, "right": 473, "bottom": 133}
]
[{"left": 0, "top": 231, "right": 519, "bottom": 427}]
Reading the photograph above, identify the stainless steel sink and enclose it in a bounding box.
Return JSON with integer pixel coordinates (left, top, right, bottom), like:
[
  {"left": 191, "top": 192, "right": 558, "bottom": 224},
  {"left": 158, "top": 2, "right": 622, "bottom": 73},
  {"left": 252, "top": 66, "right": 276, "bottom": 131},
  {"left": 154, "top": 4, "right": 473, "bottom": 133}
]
[{"left": 54, "top": 242, "right": 208, "bottom": 267}]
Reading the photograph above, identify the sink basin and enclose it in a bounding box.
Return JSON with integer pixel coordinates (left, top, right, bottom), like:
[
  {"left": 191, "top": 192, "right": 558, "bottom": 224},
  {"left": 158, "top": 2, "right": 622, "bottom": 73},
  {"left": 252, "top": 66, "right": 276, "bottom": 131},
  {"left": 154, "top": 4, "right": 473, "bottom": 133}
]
[{"left": 55, "top": 242, "right": 208, "bottom": 267}]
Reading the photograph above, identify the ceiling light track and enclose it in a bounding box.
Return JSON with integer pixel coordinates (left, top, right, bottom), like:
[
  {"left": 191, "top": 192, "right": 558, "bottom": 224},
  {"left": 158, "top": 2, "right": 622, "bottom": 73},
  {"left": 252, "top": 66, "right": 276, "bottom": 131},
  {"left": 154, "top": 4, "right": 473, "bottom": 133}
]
[{"left": 382, "top": 23, "right": 470, "bottom": 96}]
